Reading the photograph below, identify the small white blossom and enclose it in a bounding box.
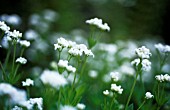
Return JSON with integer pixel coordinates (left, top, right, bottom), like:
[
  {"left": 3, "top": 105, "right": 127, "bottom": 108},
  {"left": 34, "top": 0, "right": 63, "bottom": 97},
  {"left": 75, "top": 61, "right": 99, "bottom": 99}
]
[
  {"left": 58, "top": 60, "right": 68, "bottom": 68},
  {"left": 131, "top": 58, "right": 140, "bottom": 66},
  {"left": 40, "top": 70, "right": 68, "bottom": 89},
  {"left": 22, "top": 78, "right": 34, "bottom": 87},
  {"left": 145, "top": 92, "right": 154, "bottom": 99},
  {"left": 86, "top": 18, "right": 110, "bottom": 31},
  {"left": 103, "top": 90, "right": 109, "bottom": 96},
  {"left": 8, "top": 30, "right": 22, "bottom": 39},
  {"left": 155, "top": 43, "right": 170, "bottom": 53},
  {"left": 110, "top": 72, "right": 119, "bottom": 82},
  {"left": 0, "top": 21, "right": 10, "bottom": 32},
  {"left": 20, "top": 98, "right": 43, "bottom": 110},
  {"left": 155, "top": 74, "right": 170, "bottom": 82},
  {"left": 135, "top": 46, "right": 151, "bottom": 59},
  {"left": 88, "top": 70, "right": 98, "bottom": 78},
  {"left": 111, "top": 84, "right": 123, "bottom": 94},
  {"left": 141, "top": 59, "right": 151, "bottom": 71},
  {"left": 54, "top": 43, "right": 62, "bottom": 50},
  {"left": 16, "top": 57, "right": 27, "bottom": 64},
  {"left": 19, "top": 40, "right": 30, "bottom": 47},
  {"left": 11, "top": 106, "right": 23, "bottom": 110},
  {"left": 68, "top": 40, "right": 76, "bottom": 48},
  {"left": 66, "top": 65, "right": 76, "bottom": 73},
  {"left": 76, "top": 103, "right": 86, "bottom": 110},
  {"left": 60, "top": 105, "right": 77, "bottom": 110},
  {"left": 57, "top": 37, "right": 69, "bottom": 48}
]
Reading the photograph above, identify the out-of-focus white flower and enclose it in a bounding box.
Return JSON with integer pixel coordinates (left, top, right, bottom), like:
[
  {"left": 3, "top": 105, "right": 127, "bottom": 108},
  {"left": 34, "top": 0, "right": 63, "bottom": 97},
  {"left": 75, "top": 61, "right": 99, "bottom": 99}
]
[
  {"left": 22, "top": 78, "right": 34, "bottom": 87},
  {"left": 0, "top": 83, "right": 27, "bottom": 105},
  {"left": 58, "top": 60, "right": 68, "bottom": 68},
  {"left": 20, "top": 98, "right": 43, "bottom": 110},
  {"left": 88, "top": 70, "right": 98, "bottom": 78},
  {"left": 155, "top": 43, "right": 170, "bottom": 53},
  {"left": 141, "top": 59, "right": 151, "bottom": 71},
  {"left": 76, "top": 103, "right": 86, "bottom": 110},
  {"left": 68, "top": 41, "right": 76, "bottom": 48},
  {"left": 16, "top": 57, "right": 27, "bottom": 64},
  {"left": 40, "top": 70, "right": 68, "bottom": 89},
  {"left": 86, "top": 18, "right": 110, "bottom": 31},
  {"left": 11, "top": 106, "right": 23, "bottom": 110},
  {"left": 110, "top": 72, "right": 120, "bottom": 82},
  {"left": 0, "top": 14, "right": 21, "bottom": 26},
  {"left": 0, "top": 45, "right": 1, "bottom": 48},
  {"left": 98, "top": 43, "right": 118, "bottom": 54},
  {"left": 43, "top": 9, "right": 58, "bottom": 22},
  {"left": 19, "top": 40, "right": 30, "bottom": 47},
  {"left": 145, "top": 92, "right": 154, "bottom": 99},
  {"left": 24, "top": 29, "right": 39, "bottom": 40},
  {"left": 57, "top": 37, "right": 69, "bottom": 48},
  {"left": 60, "top": 105, "right": 77, "bottom": 110},
  {"left": 54, "top": 43, "right": 62, "bottom": 50},
  {"left": 155, "top": 74, "right": 170, "bottom": 82},
  {"left": 103, "top": 90, "right": 109, "bottom": 96},
  {"left": 111, "top": 84, "right": 123, "bottom": 94},
  {"left": 66, "top": 65, "right": 76, "bottom": 73},
  {"left": 0, "top": 21, "right": 10, "bottom": 33},
  {"left": 135, "top": 46, "right": 151, "bottom": 59}
]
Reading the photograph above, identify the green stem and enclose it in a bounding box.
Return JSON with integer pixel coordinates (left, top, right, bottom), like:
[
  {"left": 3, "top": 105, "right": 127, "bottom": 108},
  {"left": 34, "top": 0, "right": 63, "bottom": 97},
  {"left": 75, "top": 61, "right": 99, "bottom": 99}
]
[
  {"left": 4, "top": 46, "right": 11, "bottom": 70},
  {"left": 125, "top": 72, "right": 139, "bottom": 110},
  {"left": 58, "top": 89, "right": 61, "bottom": 109},
  {"left": 12, "top": 43, "right": 16, "bottom": 75},
  {"left": 27, "top": 87, "right": 30, "bottom": 98},
  {"left": 104, "top": 97, "right": 107, "bottom": 110},
  {"left": 110, "top": 93, "right": 116, "bottom": 110},
  {"left": 137, "top": 100, "right": 146, "bottom": 110},
  {"left": 0, "top": 61, "right": 6, "bottom": 80}
]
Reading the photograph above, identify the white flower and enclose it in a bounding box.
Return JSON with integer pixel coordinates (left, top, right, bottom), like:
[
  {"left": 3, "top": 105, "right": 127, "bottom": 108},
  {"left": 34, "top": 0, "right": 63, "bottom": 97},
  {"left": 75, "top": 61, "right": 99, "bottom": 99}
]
[
  {"left": 60, "top": 105, "right": 77, "bottom": 110},
  {"left": 68, "top": 40, "right": 76, "bottom": 48},
  {"left": 88, "top": 70, "right": 98, "bottom": 78},
  {"left": 20, "top": 98, "right": 43, "bottom": 110},
  {"left": 58, "top": 60, "right": 68, "bottom": 68},
  {"left": 0, "top": 45, "right": 2, "bottom": 48},
  {"left": 135, "top": 46, "right": 151, "bottom": 59},
  {"left": 40, "top": 70, "right": 68, "bottom": 89},
  {"left": 86, "top": 18, "right": 110, "bottom": 31},
  {"left": 66, "top": 65, "right": 76, "bottom": 73},
  {"left": 0, "top": 83, "right": 27, "bottom": 105},
  {"left": 145, "top": 92, "right": 154, "bottom": 99},
  {"left": 57, "top": 37, "right": 69, "bottom": 48},
  {"left": 155, "top": 43, "right": 170, "bottom": 53},
  {"left": 103, "top": 90, "right": 109, "bottom": 96},
  {"left": 22, "top": 78, "right": 34, "bottom": 87},
  {"left": 54, "top": 43, "right": 62, "bottom": 50},
  {"left": 11, "top": 106, "right": 23, "bottom": 110},
  {"left": 111, "top": 84, "right": 123, "bottom": 94},
  {"left": 16, "top": 57, "right": 27, "bottom": 64},
  {"left": 0, "top": 21, "right": 10, "bottom": 32},
  {"left": 131, "top": 58, "right": 140, "bottom": 66},
  {"left": 19, "top": 40, "right": 30, "bottom": 47},
  {"left": 24, "top": 29, "right": 39, "bottom": 40},
  {"left": 76, "top": 103, "right": 86, "bottom": 110},
  {"left": 155, "top": 74, "right": 170, "bottom": 82},
  {"left": 110, "top": 72, "right": 119, "bottom": 82},
  {"left": 8, "top": 30, "right": 22, "bottom": 39},
  {"left": 141, "top": 59, "right": 151, "bottom": 71}
]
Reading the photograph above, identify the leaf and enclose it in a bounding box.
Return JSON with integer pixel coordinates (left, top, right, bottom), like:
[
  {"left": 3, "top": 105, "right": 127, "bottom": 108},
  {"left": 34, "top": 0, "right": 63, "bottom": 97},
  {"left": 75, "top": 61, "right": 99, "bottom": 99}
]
[{"left": 127, "top": 104, "right": 134, "bottom": 110}]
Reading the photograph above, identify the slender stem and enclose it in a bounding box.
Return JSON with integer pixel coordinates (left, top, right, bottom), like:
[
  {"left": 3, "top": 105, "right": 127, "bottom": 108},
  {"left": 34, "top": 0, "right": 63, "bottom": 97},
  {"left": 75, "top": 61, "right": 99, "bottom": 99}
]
[
  {"left": 13, "top": 64, "right": 20, "bottom": 79},
  {"left": 125, "top": 72, "right": 139, "bottom": 110},
  {"left": 4, "top": 46, "right": 11, "bottom": 70},
  {"left": 104, "top": 97, "right": 107, "bottom": 110},
  {"left": 137, "top": 100, "right": 146, "bottom": 110},
  {"left": 26, "top": 87, "right": 30, "bottom": 98},
  {"left": 0, "top": 61, "right": 6, "bottom": 80},
  {"left": 110, "top": 93, "right": 116, "bottom": 110},
  {"left": 12, "top": 43, "right": 16, "bottom": 74},
  {"left": 58, "top": 89, "right": 61, "bottom": 109}
]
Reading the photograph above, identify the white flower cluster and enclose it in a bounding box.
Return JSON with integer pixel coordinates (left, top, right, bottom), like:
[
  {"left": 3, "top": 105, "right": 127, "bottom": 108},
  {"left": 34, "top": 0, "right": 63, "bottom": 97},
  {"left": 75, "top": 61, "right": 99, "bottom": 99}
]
[
  {"left": 155, "top": 43, "right": 170, "bottom": 53},
  {"left": 145, "top": 92, "right": 154, "bottom": 99},
  {"left": 0, "top": 21, "right": 10, "bottom": 33},
  {"left": 54, "top": 37, "right": 94, "bottom": 57},
  {"left": 85, "top": 18, "right": 110, "bottom": 31},
  {"left": 40, "top": 70, "right": 68, "bottom": 89},
  {"left": 0, "top": 83, "right": 27, "bottom": 105},
  {"left": 132, "top": 46, "right": 152, "bottom": 72},
  {"left": 111, "top": 84, "right": 123, "bottom": 94},
  {"left": 19, "top": 40, "right": 31, "bottom": 47},
  {"left": 22, "top": 78, "right": 34, "bottom": 87},
  {"left": 16, "top": 57, "right": 27, "bottom": 64},
  {"left": 11, "top": 106, "right": 23, "bottom": 110},
  {"left": 58, "top": 59, "right": 76, "bottom": 73},
  {"left": 60, "top": 105, "right": 77, "bottom": 110},
  {"left": 76, "top": 103, "right": 86, "bottom": 110},
  {"left": 135, "top": 46, "right": 152, "bottom": 59},
  {"left": 20, "top": 98, "right": 43, "bottom": 110},
  {"left": 155, "top": 74, "right": 170, "bottom": 82}
]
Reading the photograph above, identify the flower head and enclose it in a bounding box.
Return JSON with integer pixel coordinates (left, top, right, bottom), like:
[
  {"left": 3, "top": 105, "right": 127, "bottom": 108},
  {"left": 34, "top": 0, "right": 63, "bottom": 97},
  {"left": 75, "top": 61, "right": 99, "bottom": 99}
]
[
  {"left": 16, "top": 57, "right": 27, "bottom": 64},
  {"left": 19, "top": 40, "right": 30, "bottom": 47},
  {"left": 60, "top": 105, "right": 77, "bottom": 110},
  {"left": 0, "top": 21, "right": 10, "bottom": 33},
  {"left": 135, "top": 46, "right": 151, "bottom": 59},
  {"left": 111, "top": 84, "right": 123, "bottom": 94},
  {"left": 22, "top": 78, "right": 34, "bottom": 87},
  {"left": 76, "top": 103, "right": 86, "bottom": 110},
  {"left": 155, "top": 74, "right": 170, "bottom": 82},
  {"left": 58, "top": 60, "right": 68, "bottom": 68},
  {"left": 103, "top": 90, "right": 110, "bottom": 96},
  {"left": 155, "top": 43, "right": 170, "bottom": 53},
  {"left": 145, "top": 92, "right": 154, "bottom": 99}
]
